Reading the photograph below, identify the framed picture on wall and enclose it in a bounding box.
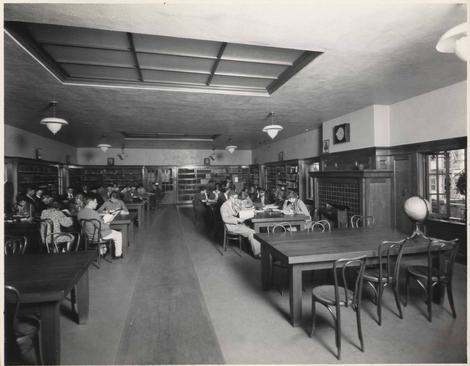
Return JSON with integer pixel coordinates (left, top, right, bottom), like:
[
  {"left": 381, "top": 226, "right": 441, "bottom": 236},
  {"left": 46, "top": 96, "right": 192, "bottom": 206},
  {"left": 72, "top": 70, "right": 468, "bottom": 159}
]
[
  {"left": 204, "top": 157, "right": 211, "bottom": 166},
  {"left": 107, "top": 157, "right": 115, "bottom": 166},
  {"left": 323, "top": 139, "right": 330, "bottom": 153},
  {"left": 278, "top": 151, "right": 284, "bottom": 161}
]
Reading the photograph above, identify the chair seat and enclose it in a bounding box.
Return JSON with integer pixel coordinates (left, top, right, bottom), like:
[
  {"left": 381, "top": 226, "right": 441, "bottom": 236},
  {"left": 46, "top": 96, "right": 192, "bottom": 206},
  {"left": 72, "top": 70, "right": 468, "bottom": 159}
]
[
  {"left": 363, "top": 268, "right": 392, "bottom": 282},
  {"left": 407, "top": 265, "right": 442, "bottom": 281},
  {"left": 312, "top": 285, "right": 354, "bottom": 306}
]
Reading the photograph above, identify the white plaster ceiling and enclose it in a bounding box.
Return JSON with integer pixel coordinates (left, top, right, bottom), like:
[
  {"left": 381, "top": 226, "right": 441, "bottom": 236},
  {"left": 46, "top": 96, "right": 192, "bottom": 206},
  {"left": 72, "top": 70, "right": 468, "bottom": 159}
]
[{"left": 4, "top": 2, "right": 467, "bottom": 149}]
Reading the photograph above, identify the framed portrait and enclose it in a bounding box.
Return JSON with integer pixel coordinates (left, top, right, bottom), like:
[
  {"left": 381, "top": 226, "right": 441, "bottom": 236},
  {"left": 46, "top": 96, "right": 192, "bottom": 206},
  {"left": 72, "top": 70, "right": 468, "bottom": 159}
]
[
  {"left": 204, "top": 157, "right": 211, "bottom": 166},
  {"left": 278, "top": 151, "right": 284, "bottom": 161},
  {"left": 323, "top": 139, "right": 330, "bottom": 153},
  {"left": 107, "top": 157, "right": 115, "bottom": 166}
]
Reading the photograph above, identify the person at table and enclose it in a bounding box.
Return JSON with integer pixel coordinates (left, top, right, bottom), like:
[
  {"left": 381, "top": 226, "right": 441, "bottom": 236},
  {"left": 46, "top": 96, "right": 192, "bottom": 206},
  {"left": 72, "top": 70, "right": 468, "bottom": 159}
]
[
  {"left": 78, "top": 196, "right": 123, "bottom": 258},
  {"left": 193, "top": 186, "right": 209, "bottom": 228},
  {"left": 221, "top": 190, "right": 261, "bottom": 258},
  {"left": 253, "top": 187, "right": 271, "bottom": 207},
  {"left": 68, "top": 193, "right": 85, "bottom": 216},
  {"left": 81, "top": 184, "right": 90, "bottom": 195},
  {"left": 60, "top": 186, "right": 75, "bottom": 203},
  {"left": 12, "top": 194, "right": 34, "bottom": 220},
  {"left": 282, "top": 190, "right": 311, "bottom": 219},
  {"left": 40, "top": 199, "right": 74, "bottom": 250},
  {"left": 209, "top": 183, "right": 222, "bottom": 201},
  {"left": 98, "top": 191, "right": 129, "bottom": 214},
  {"left": 273, "top": 186, "right": 287, "bottom": 208},
  {"left": 239, "top": 191, "right": 254, "bottom": 209}
]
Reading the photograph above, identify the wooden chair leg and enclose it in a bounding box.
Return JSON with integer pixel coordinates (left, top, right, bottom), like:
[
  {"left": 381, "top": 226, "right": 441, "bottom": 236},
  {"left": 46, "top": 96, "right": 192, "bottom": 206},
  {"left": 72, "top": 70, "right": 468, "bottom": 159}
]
[
  {"left": 335, "top": 309, "right": 342, "bottom": 360},
  {"left": 356, "top": 307, "right": 364, "bottom": 352},
  {"left": 310, "top": 299, "right": 316, "bottom": 337},
  {"left": 377, "top": 283, "right": 383, "bottom": 326},
  {"left": 447, "top": 282, "right": 456, "bottom": 318},
  {"left": 392, "top": 282, "right": 403, "bottom": 319},
  {"left": 427, "top": 282, "right": 433, "bottom": 322},
  {"left": 404, "top": 271, "right": 410, "bottom": 306}
]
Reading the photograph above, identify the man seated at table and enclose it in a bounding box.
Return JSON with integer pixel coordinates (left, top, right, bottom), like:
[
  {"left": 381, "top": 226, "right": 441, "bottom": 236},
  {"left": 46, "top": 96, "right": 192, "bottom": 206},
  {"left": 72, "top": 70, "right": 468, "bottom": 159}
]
[
  {"left": 193, "top": 186, "right": 209, "bottom": 229},
  {"left": 12, "top": 194, "right": 34, "bottom": 220},
  {"left": 60, "top": 186, "right": 75, "bottom": 203},
  {"left": 221, "top": 190, "right": 261, "bottom": 258},
  {"left": 253, "top": 187, "right": 272, "bottom": 207},
  {"left": 78, "top": 195, "right": 123, "bottom": 258},
  {"left": 98, "top": 191, "right": 129, "bottom": 214},
  {"left": 282, "top": 190, "right": 311, "bottom": 219}
]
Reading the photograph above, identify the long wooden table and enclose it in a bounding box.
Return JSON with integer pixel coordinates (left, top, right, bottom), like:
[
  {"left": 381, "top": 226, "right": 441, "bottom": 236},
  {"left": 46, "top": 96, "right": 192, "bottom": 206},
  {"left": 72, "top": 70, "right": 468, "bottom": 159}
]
[
  {"left": 110, "top": 212, "right": 136, "bottom": 255},
  {"left": 127, "top": 202, "right": 145, "bottom": 227},
  {"left": 255, "top": 228, "right": 435, "bottom": 327},
  {"left": 5, "top": 252, "right": 96, "bottom": 364},
  {"left": 251, "top": 212, "right": 309, "bottom": 232}
]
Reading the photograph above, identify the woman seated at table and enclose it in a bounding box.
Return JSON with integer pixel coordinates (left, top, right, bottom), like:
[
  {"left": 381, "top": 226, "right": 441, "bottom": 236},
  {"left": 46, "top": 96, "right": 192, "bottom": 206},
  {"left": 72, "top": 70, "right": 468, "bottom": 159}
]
[
  {"left": 12, "top": 194, "right": 34, "bottom": 220},
  {"left": 209, "top": 183, "right": 222, "bottom": 201},
  {"left": 98, "top": 191, "right": 129, "bottom": 214},
  {"left": 239, "top": 191, "right": 254, "bottom": 209},
  {"left": 282, "top": 190, "right": 311, "bottom": 220},
  {"left": 40, "top": 198, "right": 74, "bottom": 251},
  {"left": 68, "top": 193, "right": 85, "bottom": 216},
  {"left": 253, "top": 187, "right": 272, "bottom": 207}
]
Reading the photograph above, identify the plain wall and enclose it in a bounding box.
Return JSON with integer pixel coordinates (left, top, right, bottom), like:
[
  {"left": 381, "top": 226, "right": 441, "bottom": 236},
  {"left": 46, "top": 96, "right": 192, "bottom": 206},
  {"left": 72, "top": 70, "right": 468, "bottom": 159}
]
[
  {"left": 4, "top": 124, "right": 77, "bottom": 163},
  {"left": 76, "top": 147, "right": 252, "bottom": 166},
  {"left": 389, "top": 81, "right": 466, "bottom": 146},
  {"left": 252, "top": 128, "right": 321, "bottom": 164}
]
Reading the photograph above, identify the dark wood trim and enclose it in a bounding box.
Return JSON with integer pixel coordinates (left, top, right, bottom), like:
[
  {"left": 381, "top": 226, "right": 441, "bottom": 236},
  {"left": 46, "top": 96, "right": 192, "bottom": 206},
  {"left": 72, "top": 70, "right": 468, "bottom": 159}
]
[
  {"left": 264, "top": 158, "right": 299, "bottom": 166},
  {"left": 267, "top": 51, "right": 322, "bottom": 94},
  {"left": 127, "top": 33, "right": 143, "bottom": 82},
  {"left": 206, "top": 42, "right": 227, "bottom": 86},
  {"left": 387, "top": 137, "right": 466, "bottom": 155}
]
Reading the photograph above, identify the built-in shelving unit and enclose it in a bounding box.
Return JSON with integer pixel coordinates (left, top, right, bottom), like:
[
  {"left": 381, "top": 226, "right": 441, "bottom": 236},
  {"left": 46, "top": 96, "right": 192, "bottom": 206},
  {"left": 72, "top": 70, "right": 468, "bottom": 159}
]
[
  {"left": 69, "top": 166, "right": 143, "bottom": 188},
  {"left": 17, "top": 161, "right": 60, "bottom": 197},
  {"left": 264, "top": 160, "right": 300, "bottom": 193}
]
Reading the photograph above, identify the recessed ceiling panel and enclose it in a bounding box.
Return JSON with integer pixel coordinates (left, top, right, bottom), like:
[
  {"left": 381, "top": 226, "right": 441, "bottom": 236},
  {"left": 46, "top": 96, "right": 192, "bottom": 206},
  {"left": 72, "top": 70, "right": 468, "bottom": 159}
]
[
  {"left": 137, "top": 53, "right": 212, "bottom": 74},
  {"left": 5, "top": 21, "right": 322, "bottom": 95},
  {"left": 44, "top": 45, "right": 135, "bottom": 67},
  {"left": 142, "top": 69, "right": 207, "bottom": 85},
  {"left": 61, "top": 64, "right": 140, "bottom": 81}
]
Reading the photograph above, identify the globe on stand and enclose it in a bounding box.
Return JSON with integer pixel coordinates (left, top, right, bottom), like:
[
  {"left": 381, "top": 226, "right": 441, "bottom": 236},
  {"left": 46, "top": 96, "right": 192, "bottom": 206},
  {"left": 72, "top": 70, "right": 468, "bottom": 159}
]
[{"left": 403, "top": 196, "right": 431, "bottom": 239}]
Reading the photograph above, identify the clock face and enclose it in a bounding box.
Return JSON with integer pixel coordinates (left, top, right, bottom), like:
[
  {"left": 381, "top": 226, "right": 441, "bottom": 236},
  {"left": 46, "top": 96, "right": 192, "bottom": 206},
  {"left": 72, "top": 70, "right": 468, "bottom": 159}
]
[{"left": 333, "top": 123, "right": 350, "bottom": 144}]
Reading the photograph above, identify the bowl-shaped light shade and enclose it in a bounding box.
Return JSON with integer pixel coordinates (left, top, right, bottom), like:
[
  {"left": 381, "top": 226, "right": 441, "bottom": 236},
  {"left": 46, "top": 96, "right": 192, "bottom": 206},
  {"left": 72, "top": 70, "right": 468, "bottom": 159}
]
[
  {"left": 436, "top": 23, "right": 468, "bottom": 61},
  {"left": 40, "top": 117, "right": 68, "bottom": 135},
  {"left": 225, "top": 145, "right": 238, "bottom": 154},
  {"left": 262, "top": 124, "right": 283, "bottom": 139},
  {"left": 97, "top": 143, "right": 112, "bottom": 152}
]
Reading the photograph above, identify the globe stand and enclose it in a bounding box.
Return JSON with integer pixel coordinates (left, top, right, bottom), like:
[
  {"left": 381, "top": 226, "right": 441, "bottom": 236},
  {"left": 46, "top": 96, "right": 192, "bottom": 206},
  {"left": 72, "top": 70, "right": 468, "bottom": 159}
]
[{"left": 407, "top": 221, "right": 431, "bottom": 240}]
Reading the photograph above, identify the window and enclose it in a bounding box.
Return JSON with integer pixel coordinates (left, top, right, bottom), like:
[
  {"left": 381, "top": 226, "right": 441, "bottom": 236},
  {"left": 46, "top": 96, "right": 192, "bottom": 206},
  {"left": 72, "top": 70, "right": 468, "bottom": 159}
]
[{"left": 425, "top": 149, "right": 466, "bottom": 222}]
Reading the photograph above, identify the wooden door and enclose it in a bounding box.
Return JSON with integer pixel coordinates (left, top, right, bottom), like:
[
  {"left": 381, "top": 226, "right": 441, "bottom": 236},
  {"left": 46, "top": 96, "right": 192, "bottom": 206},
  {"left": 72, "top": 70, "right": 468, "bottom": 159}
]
[{"left": 394, "top": 155, "right": 413, "bottom": 234}]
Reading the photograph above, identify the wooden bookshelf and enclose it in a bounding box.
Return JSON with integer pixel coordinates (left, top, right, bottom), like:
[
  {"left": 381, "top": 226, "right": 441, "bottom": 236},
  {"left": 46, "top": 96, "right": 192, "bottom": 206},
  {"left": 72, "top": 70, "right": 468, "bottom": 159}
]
[
  {"left": 69, "top": 166, "right": 143, "bottom": 188},
  {"left": 264, "top": 160, "right": 300, "bottom": 193},
  {"left": 17, "top": 160, "right": 60, "bottom": 197}
]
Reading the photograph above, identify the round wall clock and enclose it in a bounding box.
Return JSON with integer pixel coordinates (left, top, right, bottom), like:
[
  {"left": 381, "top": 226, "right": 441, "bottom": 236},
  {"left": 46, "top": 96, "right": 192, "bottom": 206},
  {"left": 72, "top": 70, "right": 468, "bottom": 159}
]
[{"left": 333, "top": 123, "right": 350, "bottom": 144}]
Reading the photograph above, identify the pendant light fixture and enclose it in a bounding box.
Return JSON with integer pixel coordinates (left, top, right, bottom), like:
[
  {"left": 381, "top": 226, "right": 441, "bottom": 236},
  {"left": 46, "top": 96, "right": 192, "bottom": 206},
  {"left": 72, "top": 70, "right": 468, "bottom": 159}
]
[
  {"left": 40, "top": 101, "right": 68, "bottom": 135},
  {"left": 225, "top": 145, "right": 238, "bottom": 154},
  {"left": 262, "top": 112, "right": 283, "bottom": 139},
  {"left": 436, "top": 23, "right": 468, "bottom": 62},
  {"left": 97, "top": 136, "right": 112, "bottom": 152}
]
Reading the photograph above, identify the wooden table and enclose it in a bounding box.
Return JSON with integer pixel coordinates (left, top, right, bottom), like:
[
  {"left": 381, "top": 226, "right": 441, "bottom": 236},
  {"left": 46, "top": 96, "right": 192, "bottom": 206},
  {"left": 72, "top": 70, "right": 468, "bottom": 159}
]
[
  {"left": 251, "top": 212, "right": 309, "bottom": 232},
  {"left": 110, "top": 212, "right": 136, "bottom": 255},
  {"left": 255, "top": 228, "right": 436, "bottom": 327},
  {"left": 5, "top": 252, "right": 96, "bottom": 364},
  {"left": 127, "top": 201, "right": 145, "bottom": 227}
]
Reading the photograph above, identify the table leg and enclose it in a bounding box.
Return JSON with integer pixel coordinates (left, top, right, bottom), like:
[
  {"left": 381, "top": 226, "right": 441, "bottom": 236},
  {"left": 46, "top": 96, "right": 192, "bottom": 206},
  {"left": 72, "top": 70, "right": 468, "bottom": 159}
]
[
  {"left": 39, "top": 301, "right": 61, "bottom": 365},
  {"left": 141, "top": 206, "right": 145, "bottom": 226},
  {"left": 122, "top": 225, "right": 129, "bottom": 255},
  {"left": 261, "top": 245, "right": 273, "bottom": 290},
  {"left": 75, "top": 269, "right": 89, "bottom": 324},
  {"left": 289, "top": 265, "right": 302, "bottom": 327}
]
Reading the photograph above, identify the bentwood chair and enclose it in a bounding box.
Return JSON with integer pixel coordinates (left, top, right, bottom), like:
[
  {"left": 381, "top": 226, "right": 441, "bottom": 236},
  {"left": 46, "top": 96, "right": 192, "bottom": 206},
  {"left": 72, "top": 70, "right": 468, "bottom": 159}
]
[
  {"left": 269, "top": 223, "right": 293, "bottom": 295},
  {"left": 310, "top": 255, "right": 367, "bottom": 360},
  {"left": 222, "top": 224, "right": 242, "bottom": 257},
  {"left": 4, "top": 235, "right": 28, "bottom": 255},
  {"left": 350, "top": 215, "right": 375, "bottom": 228},
  {"left": 363, "top": 238, "right": 407, "bottom": 325},
  {"left": 4, "top": 285, "right": 44, "bottom": 365},
  {"left": 404, "top": 238, "right": 459, "bottom": 322},
  {"left": 39, "top": 218, "right": 54, "bottom": 250},
  {"left": 79, "top": 219, "right": 114, "bottom": 268},
  {"left": 46, "top": 232, "right": 82, "bottom": 253},
  {"left": 306, "top": 221, "right": 328, "bottom": 232}
]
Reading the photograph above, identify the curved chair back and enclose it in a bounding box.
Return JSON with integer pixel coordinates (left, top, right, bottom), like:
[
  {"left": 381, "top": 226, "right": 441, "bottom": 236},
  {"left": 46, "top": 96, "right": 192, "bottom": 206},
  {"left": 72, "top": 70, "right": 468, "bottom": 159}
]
[
  {"left": 79, "top": 219, "right": 102, "bottom": 248},
  {"left": 307, "top": 221, "right": 326, "bottom": 232},
  {"left": 47, "top": 232, "right": 82, "bottom": 253},
  {"left": 333, "top": 255, "right": 367, "bottom": 309},
  {"left": 427, "top": 239, "right": 459, "bottom": 284},
  {"left": 5, "top": 236, "right": 28, "bottom": 255},
  {"left": 39, "top": 218, "right": 54, "bottom": 246},
  {"left": 270, "top": 222, "right": 292, "bottom": 233},
  {"left": 4, "top": 285, "right": 21, "bottom": 331},
  {"left": 378, "top": 238, "right": 407, "bottom": 286},
  {"left": 351, "top": 215, "right": 375, "bottom": 228}
]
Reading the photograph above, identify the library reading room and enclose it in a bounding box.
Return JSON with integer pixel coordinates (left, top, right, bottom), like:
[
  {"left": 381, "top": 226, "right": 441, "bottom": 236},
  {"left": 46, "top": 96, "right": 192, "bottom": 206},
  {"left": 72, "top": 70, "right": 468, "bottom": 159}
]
[{"left": 3, "top": 2, "right": 467, "bottom": 365}]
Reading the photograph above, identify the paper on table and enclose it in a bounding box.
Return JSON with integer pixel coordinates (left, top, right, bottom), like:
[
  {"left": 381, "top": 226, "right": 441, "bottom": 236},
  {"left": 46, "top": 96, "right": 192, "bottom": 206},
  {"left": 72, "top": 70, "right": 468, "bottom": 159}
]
[
  {"left": 102, "top": 213, "right": 115, "bottom": 223},
  {"left": 239, "top": 209, "right": 255, "bottom": 220}
]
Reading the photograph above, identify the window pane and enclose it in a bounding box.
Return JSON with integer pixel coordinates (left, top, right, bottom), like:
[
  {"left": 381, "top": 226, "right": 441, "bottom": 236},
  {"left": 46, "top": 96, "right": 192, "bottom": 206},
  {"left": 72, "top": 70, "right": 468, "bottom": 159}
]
[
  {"left": 428, "top": 175, "right": 437, "bottom": 193},
  {"left": 438, "top": 195, "right": 448, "bottom": 215},
  {"left": 437, "top": 174, "right": 446, "bottom": 195},
  {"left": 428, "top": 154, "right": 437, "bottom": 172},
  {"left": 428, "top": 194, "right": 439, "bottom": 214},
  {"left": 437, "top": 154, "right": 446, "bottom": 174}
]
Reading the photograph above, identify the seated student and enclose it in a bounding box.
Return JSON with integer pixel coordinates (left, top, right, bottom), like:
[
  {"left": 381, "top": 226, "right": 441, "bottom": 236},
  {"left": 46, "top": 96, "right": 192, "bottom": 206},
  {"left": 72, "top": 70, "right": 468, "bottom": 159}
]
[
  {"left": 239, "top": 191, "right": 254, "bottom": 209},
  {"left": 209, "top": 183, "right": 222, "bottom": 201},
  {"left": 253, "top": 187, "right": 271, "bottom": 207},
  {"left": 220, "top": 190, "right": 261, "bottom": 258},
  {"left": 282, "top": 190, "right": 311, "bottom": 219},
  {"left": 248, "top": 185, "right": 257, "bottom": 201},
  {"left": 68, "top": 193, "right": 85, "bottom": 216},
  {"left": 78, "top": 196, "right": 123, "bottom": 258},
  {"left": 12, "top": 194, "right": 34, "bottom": 220},
  {"left": 40, "top": 199, "right": 74, "bottom": 249},
  {"left": 60, "top": 186, "right": 75, "bottom": 202},
  {"left": 98, "top": 191, "right": 129, "bottom": 214},
  {"left": 273, "top": 186, "right": 287, "bottom": 208},
  {"left": 193, "top": 186, "right": 209, "bottom": 226}
]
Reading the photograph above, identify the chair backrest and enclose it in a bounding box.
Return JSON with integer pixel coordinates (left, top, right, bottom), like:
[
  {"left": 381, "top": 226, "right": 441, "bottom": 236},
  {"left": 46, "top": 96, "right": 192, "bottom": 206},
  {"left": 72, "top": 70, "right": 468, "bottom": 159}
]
[
  {"left": 317, "top": 220, "right": 331, "bottom": 231},
  {"left": 377, "top": 238, "right": 408, "bottom": 285},
  {"left": 39, "top": 218, "right": 54, "bottom": 245},
  {"left": 4, "top": 285, "right": 21, "bottom": 331},
  {"left": 47, "top": 232, "right": 82, "bottom": 253},
  {"left": 332, "top": 255, "right": 367, "bottom": 308},
  {"left": 350, "top": 215, "right": 375, "bottom": 229},
  {"left": 79, "top": 219, "right": 102, "bottom": 247},
  {"left": 306, "top": 221, "right": 327, "bottom": 232},
  {"left": 427, "top": 239, "right": 459, "bottom": 283},
  {"left": 4, "top": 236, "right": 28, "bottom": 255},
  {"left": 270, "top": 222, "right": 292, "bottom": 233}
]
